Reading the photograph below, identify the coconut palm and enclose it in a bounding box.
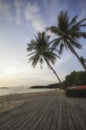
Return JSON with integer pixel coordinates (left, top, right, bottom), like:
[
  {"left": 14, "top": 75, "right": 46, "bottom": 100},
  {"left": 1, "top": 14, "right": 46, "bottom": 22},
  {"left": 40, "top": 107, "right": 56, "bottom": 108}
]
[
  {"left": 80, "top": 56, "right": 86, "bottom": 67},
  {"left": 47, "top": 11, "right": 86, "bottom": 71},
  {"left": 27, "top": 32, "right": 62, "bottom": 83}
]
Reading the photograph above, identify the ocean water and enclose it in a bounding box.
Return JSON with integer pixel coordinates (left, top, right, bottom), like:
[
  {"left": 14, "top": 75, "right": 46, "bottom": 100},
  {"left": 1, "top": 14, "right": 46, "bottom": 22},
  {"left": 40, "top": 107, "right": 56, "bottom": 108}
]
[{"left": 0, "top": 87, "right": 55, "bottom": 96}]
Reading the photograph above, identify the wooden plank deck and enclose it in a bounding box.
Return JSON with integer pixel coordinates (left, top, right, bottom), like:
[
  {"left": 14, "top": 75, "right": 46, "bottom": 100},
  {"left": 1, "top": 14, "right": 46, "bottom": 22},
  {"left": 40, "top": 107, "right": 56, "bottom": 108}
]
[{"left": 0, "top": 95, "right": 86, "bottom": 130}]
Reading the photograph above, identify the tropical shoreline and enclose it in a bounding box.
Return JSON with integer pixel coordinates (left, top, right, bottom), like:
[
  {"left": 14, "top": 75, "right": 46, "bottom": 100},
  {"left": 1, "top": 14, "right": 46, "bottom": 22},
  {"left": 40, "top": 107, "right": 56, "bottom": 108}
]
[{"left": 0, "top": 90, "right": 65, "bottom": 113}]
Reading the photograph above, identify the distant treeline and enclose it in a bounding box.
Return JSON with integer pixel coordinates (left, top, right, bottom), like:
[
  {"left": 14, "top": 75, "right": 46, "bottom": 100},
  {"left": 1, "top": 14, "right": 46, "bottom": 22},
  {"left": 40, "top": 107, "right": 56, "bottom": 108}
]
[
  {"left": 30, "top": 71, "right": 86, "bottom": 89},
  {"left": 0, "top": 87, "right": 9, "bottom": 89},
  {"left": 30, "top": 83, "right": 60, "bottom": 89},
  {"left": 63, "top": 71, "right": 86, "bottom": 88}
]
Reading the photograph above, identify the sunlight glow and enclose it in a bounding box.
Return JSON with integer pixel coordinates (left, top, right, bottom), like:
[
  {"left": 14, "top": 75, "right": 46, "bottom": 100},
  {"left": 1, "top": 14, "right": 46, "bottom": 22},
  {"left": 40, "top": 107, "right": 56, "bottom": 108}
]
[{"left": 0, "top": 0, "right": 86, "bottom": 87}]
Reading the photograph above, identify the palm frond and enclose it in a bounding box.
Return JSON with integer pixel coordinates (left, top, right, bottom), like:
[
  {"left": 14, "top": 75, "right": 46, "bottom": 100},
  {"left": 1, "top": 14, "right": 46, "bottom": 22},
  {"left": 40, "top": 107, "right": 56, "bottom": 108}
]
[
  {"left": 58, "top": 11, "right": 69, "bottom": 32},
  {"left": 80, "top": 24, "right": 86, "bottom": 27},
  {"left": 27, "top": 52, "right": 36, "bottom": 56},
  {"left": 27, "top": 40, "right": 36, "bottom": 51},
  {"left": 52, "top": 53, "right": 60, "bottom": 59},
  {"left": 59, "top": 43, "right": 64, "bottom": 54},
  {"left": 29, "top": 54, "right": 39, "bottom": 67},
  {"left": 48, "top": 38, "right": 57, "bottom": 45},
  {"left": 66, "top": 41, "right": 75, "bottom": 54},
  {"left": 70, "top": 18, "right": 86, "bottom": 31},
  {"left": 69, "top": 15, "right": 78, "bottom": 26},
  {"left": 46, "top": 26, "right": 58, "bottom": 34},
  {"left": 64, "top": 41, "right": 68, "bottom": 50},
  {"left": 68, "top": 37, "right": 82, "bottom": 49},
  {"left": 39, "top": 57, "right": 44, "bottom": 69},
  {"left": 51, "top": 46, "right": 59, "bottom": 53},
  {"left": 77, "top": 32, "right": 86, "bottom": 38},
  {"left": 39, "top": 57, "right": 43, "bottom": 64},
  {"left": 52, "top": 38, "right": 61, "bottom": 47},
  {"left": 44, "top": 52, "right": 56, "bottom": 64},
  {"left": 75, "top": 18, "right": 86, "bottom": 26}
]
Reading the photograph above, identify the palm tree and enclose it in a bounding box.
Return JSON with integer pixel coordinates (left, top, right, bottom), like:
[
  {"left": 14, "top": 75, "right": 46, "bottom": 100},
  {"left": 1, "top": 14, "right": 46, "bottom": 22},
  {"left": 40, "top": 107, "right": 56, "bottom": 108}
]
[
  {"left": 47, "top": 11, "right": 86, "bottom": 71},
  {"left": 27, "top": 32, "right": 62, "bottom": 83},
  {"left": 80, "top": 56, "right": 86, "bottom": 67}
]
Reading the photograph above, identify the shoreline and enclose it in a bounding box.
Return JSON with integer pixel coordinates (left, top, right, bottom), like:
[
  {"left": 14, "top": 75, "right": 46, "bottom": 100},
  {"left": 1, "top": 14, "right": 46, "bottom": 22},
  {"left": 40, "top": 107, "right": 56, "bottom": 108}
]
[
  {"left": 0, "top": 90, "right": 65, "bottom": 113},
  {"left": 0, "top": 88, "right": 56, "bottom": 96}
]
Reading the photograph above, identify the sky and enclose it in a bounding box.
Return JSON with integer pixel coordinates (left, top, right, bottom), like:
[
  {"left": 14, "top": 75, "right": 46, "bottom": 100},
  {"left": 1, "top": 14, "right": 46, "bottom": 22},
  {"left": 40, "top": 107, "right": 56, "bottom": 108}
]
[{"left": 0, "top": 0, "right": 86, "bottom": 87}]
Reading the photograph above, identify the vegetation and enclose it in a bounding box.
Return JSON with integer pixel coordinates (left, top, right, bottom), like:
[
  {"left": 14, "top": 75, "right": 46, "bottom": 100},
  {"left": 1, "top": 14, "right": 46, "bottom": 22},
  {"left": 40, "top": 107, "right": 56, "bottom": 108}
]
[
  {"left": 27, "top": 32, "right": 62, "bottom": 83},
  {"left": 30, "top": 71, "right": 86, "bottom": 90},
  {"left": 30, "top": 83, "right": 60, "bottom": 89},
  {"left": 63, "top": 71, "right": 86, "bottom": 97},
  {"left": 63, "top": 71, "right": 86, "bottom": 88},
  {"left": 65, "top": 88, "right": 86, "bottom": 97},
  {"left": 27, "top": 11, "right": 86, "bottom": 88},
  {"left": 47, "top": 11, "right": 86, "bottom": 71}
]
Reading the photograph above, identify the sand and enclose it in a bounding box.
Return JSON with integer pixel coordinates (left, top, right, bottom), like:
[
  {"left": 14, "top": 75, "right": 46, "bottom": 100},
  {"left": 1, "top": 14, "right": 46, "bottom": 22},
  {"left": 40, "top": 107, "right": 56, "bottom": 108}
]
[{"left": 0, "top": 90, "right": 65, "bottom": 113}]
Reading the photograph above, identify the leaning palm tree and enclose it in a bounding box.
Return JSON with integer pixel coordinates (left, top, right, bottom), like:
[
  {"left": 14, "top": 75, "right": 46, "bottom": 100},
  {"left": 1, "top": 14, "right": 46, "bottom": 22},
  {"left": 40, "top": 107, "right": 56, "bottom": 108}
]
[
  {"left": 27, "top": 32, "right": 62, "bottom": 83},
  {"left": 80, "top": 56, "right": 86, "bottom": 67},
  {"left": 47, "top": 11, "right": 86, "bottom": 71}
]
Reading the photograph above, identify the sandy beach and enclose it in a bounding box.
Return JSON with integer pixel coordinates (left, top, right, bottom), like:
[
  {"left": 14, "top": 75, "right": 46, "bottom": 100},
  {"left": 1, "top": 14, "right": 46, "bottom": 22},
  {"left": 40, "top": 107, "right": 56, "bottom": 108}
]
[{"left": 0, "top": 90, "right": 65, "bottom": 113}]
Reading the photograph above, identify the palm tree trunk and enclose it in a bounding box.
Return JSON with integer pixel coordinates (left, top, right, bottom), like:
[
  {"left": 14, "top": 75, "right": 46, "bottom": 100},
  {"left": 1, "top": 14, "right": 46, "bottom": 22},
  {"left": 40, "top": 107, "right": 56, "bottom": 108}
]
[
  {"left": 45, "top": 59, "right": 62, "bottom": 84},
  {"left": 72, "top": 48, "right": 86, "bottom": 71}
]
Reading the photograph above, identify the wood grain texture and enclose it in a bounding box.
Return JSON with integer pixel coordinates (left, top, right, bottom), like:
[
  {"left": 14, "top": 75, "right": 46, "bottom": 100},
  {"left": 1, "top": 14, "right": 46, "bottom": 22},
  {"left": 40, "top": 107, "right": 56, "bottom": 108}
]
[{"left": 0, "top": 95, "right": 86, "bottom": 130}]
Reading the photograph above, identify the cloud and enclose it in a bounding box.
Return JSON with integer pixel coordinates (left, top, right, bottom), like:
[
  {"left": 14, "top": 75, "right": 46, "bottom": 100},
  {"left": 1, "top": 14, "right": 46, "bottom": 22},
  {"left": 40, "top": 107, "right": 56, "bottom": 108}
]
[
  {"left": 83, "top": 45, "right": 86, "bottom": 49},
  {"left": 79, "top": 8, "right": 86, "bottom": 20},
  {"left": 78, "top": 0, "right": 86, "bottom": 19},
  {"left": 0, "top": 0, "right": 23, "bottom": 24},
  {"left": 0, "top": 1, "right": 11, "bottom": 20},
  {"left": 80, "top": 8, "right": 86, "bottom": 18},
  {"left": 42, "top": 0, "right": 70, "bottom": 26},
  {"left": 24, "top": 2, "right": 45, "bottom": 31},
  {"left": 15, "top": 0, "right": 22, "bottom": 24}
]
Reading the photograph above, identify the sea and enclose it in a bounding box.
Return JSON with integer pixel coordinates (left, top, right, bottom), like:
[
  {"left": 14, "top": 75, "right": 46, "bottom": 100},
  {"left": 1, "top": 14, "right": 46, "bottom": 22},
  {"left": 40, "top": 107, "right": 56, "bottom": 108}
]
[{"left": 0, "top": 87, "right": 55, "bottom": 96}]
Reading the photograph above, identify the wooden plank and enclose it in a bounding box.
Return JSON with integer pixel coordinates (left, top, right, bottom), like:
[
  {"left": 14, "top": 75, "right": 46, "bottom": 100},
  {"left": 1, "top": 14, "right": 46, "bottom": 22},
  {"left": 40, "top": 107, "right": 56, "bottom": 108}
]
[
  {"left": 18, "top": 98, "right": 52, "bottom": 130},
  {"left": 70, "top": 98, "right": 86, "bottom": 129},
  {"left": 42, "top": 98, "right": 57, "bottom": 130},
  {"left": 0, "top": 98, "right": 46, "bottom": 129},
  {"left": 29, "top": 98, "right": 55, "bottom": 130},
  {"left": 0, "top": 95, "right": 86, "bottom": 130},
  {"left": 31, "top": 97, "right": 56, "bottom": 130},
  {"left": 61, "top": 98, "right": 69, "bottom": 130},
  {"left": 56, "top": 97, "right": 63, "bottom": 130},
  {"left": 50, "top": 97, "right": 60, "bottom": 130},
  {"left": 64, "top": 98, "right": 75, "bottom": 130},
  {"left": 67, "top": 98, "right": 86, "bottom": 130}
]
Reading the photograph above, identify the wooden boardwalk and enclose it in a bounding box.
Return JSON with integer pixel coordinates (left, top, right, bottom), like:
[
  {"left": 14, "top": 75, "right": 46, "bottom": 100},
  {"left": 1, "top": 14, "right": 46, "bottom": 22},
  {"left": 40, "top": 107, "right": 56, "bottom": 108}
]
[{"left": 0, "top": 95, "right": 86, "bottom": 130}]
